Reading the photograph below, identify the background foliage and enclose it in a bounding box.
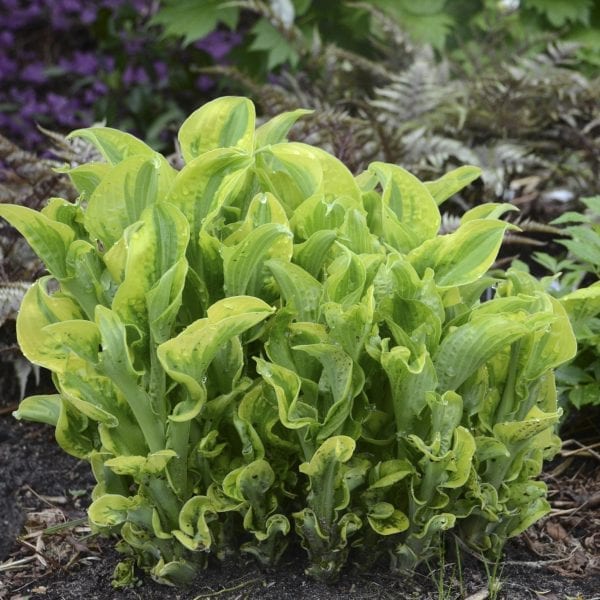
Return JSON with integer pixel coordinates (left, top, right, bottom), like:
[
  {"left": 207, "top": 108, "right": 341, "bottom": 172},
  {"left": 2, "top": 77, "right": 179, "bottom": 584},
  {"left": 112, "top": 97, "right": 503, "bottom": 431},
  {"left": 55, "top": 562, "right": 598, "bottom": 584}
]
[{"left": 0, "top": 0, "right": 239, "bottom": 152}]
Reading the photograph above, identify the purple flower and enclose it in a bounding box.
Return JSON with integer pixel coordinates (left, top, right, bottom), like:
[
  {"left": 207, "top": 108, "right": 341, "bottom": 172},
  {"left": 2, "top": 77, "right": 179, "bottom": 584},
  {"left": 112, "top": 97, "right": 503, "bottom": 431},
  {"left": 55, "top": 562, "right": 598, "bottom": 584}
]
[
  {"left": 194, "top": 31, "right": 231, "bottom": 62},
  {"left": 131, "top": 0, "right": 154, "bottom": 17},
  {"left": 100, "top": 0, "right": 152, "bottom": 15},
  {"left": 1, "top": 0, "right": 19, "bottom": 11},
  {"left": 123, "top": 38, "right": 145, "bottom": 54},
  {"left": 63, "top": 0, "right": 84, "bottom": 11},
  {"left": 83, "top": 89, "right": 96, "bottom": 104},
  {"left": 0, "top": 31, "right": 14, "bottom": 46},
  {"left": 45, "top": 92, "right": 70, "bottom": 115},
  {"left": 153, "top": 60, "right": 168, "bottom": 85},
  {"left": 71, "top": 51, "right": 98, "bottom": 76},
  {"left": 20, "top": 97, "right": 44, "bottom": 119},
  {"left": 92, "top": 80, "right": 108, "bottom": 94},
  {"left": 0, "top": 56, "right": 17, "bottom": 80},
  {"left": 11, "top": 4, "right": 43, "bottom": 28},
  {"left": 22, "top": 63, "right": 47, "bottom": 84},
  {"left": 50, "top": 11, "right": 70, "bottom": 31},
  {"left": 195, "top": 74, "right": 214, "bottom": 92},
  {"left": 0, "top": 0, "right": 209, "bottom": 152},
  {"left": 122, "top": 64, "right": 150, "bottom": 86},
  {"left": 80, "top": 6, "right": 98, "bottom": 24},
  {"left": 194, "top": 31, "right": 240, "bottom": 62},
  {"left": 9, "top": 87, "right": 36, "bottom": 105},
  {"left": 83, "top": 80, "right": 108, "bottom": 104}
]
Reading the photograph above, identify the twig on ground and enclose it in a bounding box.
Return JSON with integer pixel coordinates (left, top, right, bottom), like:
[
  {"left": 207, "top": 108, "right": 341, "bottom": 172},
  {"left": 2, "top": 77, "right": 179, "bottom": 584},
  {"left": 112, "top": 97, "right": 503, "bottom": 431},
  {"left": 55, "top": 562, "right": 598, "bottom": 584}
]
[
  {"left": 0, "top": 403, "right": 18, "bottom": 415},
  {"left": 0, "top": 556, "right": 36, "bottom": 572},
  {"left": 559, "top": 440, "right": 600, "bottom": 462},
  {"left": 550, "top": 492, "right": 600, "bottom": 516},
  {"left": 192, "top": 576, "right": 264, "bottom": 599},
  {"left": 22, "top": 485, "right": 67, "bottom": 507},
  {"left": 502, "top": 546, "right": 583, "bottom": 569},
  {"left": 16, "top": 537, "right": 56, "bottom": 570}
]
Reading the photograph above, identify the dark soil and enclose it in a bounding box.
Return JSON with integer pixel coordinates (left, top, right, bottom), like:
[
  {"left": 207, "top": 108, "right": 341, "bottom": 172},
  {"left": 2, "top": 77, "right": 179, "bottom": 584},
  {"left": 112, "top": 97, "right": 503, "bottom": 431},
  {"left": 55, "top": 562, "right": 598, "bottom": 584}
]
[{"left": 1, "top": 371, "right": 600, "bottom": 599}]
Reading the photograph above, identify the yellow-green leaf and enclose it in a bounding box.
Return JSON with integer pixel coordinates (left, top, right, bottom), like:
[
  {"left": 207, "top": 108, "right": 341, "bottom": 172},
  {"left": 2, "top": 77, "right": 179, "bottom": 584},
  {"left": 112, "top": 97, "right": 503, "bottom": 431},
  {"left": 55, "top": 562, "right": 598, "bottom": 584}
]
[
  {"left": 369, "top": 162, "right": 441, "bottom": 249},
  {"left": 178, "top": 96, "right": 255, "bottom": 163},
  {"left": 408, "top": 219, "right": 511, "bottom": 288},
  {"left": 0, "top": 203, "right": 74, "bottom": 278},
  {"left": 425, "top": 165, "right": 482, "bottom": 205},
  {"left": 68, "top": 127, "right": 156, "bottom": 165},
  {"left": 13, "top": 394, "right": 61, "bottom": 426},
  {"left": 158, "top": 297, "right": 274, "bottom": 414},
  {"left": 84, "top": 154, "right": 176, "bottom": 248},
  {"left": 255, "top": 108, "right": 313, "bottom": 148}
]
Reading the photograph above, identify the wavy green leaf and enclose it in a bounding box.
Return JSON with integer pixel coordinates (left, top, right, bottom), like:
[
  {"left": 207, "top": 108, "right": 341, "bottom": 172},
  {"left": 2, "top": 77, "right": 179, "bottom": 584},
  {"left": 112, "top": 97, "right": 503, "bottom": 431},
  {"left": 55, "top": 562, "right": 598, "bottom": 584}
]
[
  {"left": 178, "top": 96, "right": 255, "bottom": 163},
  {"left": 266, "top": 258, "right": 322, "bottom": 321},
  {"left": 255, "top": 108, "right": 313, "bottom": 148},
  {"left": 424, "top": 165, "right": 482, "bottom": 205},
  {"left": 84, "top": 154, "right": 176, "bottom": 248},
  {"left": 434, "top": 314, "right": 529, "bottom": 391},
  {"left": 13, "top": 394, "right": 61, "bottom": 426},
  {"left": 367, "top": 502, "right": 409, "bottom": 535},
  {"left": 222, "top": 223, "right": 293, "bottom": 297},
  {"left": 158, "top": 297, "right": 274, "bottom": 420},
  {"left": 299, "top": 436, "right": 356, "bottom": 524},
  {"left": 256, "top": 358, "right": 318, "bottom": 430},
  {"left": 256, "top": 143, "right": 323, "bottom": 211},
  {"left": 409, "top": 219, "right": 511, "bottom": 288},
  {"left": 0, "top": 203, "right": 74, "bottom": 278},
  {"left": 16, "top": 279, "right": 96, "bottom": 372},
  {"left": 68, "top": 127, "right": 156, "bottom": 165},
  {"left": 112, "top": 203, "right": 189, "bottom": 332},
  {"left": 369, "top": 162, "right": 441, "bottom": 250}
]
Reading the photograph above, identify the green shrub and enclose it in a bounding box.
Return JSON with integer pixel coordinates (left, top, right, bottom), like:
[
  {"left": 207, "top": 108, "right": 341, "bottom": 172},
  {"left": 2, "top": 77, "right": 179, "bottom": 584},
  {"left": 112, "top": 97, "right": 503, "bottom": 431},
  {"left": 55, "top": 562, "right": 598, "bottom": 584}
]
[
  {"left": 152, "top": 0, "right": 600, "bottom": 77},
  {"left": 516, "top": 196, "right": 600, "bottom": 411},
  {"left": 0, "top": 97, "right": 575, "bottom": 586}
]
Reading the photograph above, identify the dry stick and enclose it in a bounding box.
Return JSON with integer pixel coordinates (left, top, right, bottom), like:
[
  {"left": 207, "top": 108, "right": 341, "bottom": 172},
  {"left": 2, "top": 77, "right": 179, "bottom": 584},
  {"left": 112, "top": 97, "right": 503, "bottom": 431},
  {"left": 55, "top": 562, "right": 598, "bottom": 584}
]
[
  {"left": 0, "top": 556, "right": 37, "bottom": 572},
  {"left": 547, "top": 455, "right": 574, "bottom": 478},
  {"left": 567, "top": 460, "right": 588, "bottom": 483},
  {"left": 559, "top": 440, "right": 600, "bottom": 462},
  {"left": 23, "top": 484, "right": 67, "bottom": 507},
  {"left": 192, "top": 577, "right": 264, "bottom": 599},
  {"left": 16, "top": 537, "right": 56, "bottom": 569},
  {"left": 0, "top": 403, "right": 19, "bottom": 415},
  {"left": 452, "top": 534, "right": 580, "bottom": 571},
  {"left": 550, "top": 491, "right": 600, "bottom": 517},
  {"left": 9, "top": 573, "right": 50, "bottom": 595},
  {"left": 502, "top": 545, "right": 585, "bottom": 569}
]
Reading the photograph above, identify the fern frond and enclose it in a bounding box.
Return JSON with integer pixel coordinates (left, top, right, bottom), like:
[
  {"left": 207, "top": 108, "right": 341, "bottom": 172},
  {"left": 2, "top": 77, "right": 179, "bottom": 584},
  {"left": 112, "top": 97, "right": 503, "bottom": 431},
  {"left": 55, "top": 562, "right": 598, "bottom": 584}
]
[
  {"left": 0, "top": 281, "right": 30, "bottom": 328},
  {"left": 370, "top": 47, "right": 461, "bottom": 126},
  {"left": 512, "top": 218, "right": 565, "bottom": 236},
  {"left": 400, "top": 129, "right": 478, "bottom": 172},
  {"left": 0, "top": 132, "right": 78, "bottom": 206},
  {"left": 36, "top": 125, "right": 103, "bottom": 165}
]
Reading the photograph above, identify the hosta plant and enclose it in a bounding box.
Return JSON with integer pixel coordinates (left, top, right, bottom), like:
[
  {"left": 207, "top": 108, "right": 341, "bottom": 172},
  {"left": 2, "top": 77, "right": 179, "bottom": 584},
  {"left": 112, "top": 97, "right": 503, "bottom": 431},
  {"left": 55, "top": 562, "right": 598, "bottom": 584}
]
[{"left": 0, "top": 97, "right": 576, "bottom": 586}]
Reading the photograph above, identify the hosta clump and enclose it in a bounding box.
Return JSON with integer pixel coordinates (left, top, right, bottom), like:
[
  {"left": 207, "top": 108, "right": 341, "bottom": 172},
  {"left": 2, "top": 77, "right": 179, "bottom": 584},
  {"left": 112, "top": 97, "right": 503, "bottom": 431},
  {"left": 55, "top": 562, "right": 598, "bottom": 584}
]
[{"left": 0, "top": 97, "right": 575, "bottom": 586}]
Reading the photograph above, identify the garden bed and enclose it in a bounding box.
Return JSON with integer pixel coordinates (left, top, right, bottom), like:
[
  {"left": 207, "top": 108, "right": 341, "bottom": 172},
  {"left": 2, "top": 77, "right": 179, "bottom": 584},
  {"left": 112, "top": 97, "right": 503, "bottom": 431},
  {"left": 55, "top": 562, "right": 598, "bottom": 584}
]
[{"left": 1, "top": 403, "right": 599, "bottom": 599}]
